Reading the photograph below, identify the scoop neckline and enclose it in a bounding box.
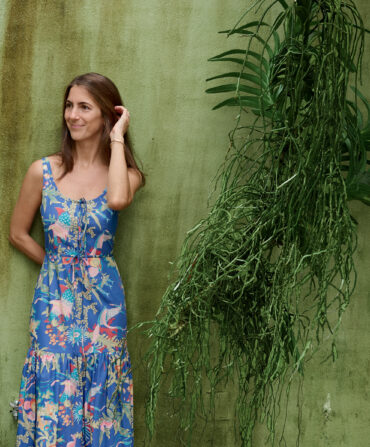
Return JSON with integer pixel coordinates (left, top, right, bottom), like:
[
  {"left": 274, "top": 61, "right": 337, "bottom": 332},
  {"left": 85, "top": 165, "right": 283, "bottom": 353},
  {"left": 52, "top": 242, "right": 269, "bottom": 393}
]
[{"left": 45, "top": 156, "right": 107, "bottom": 203}]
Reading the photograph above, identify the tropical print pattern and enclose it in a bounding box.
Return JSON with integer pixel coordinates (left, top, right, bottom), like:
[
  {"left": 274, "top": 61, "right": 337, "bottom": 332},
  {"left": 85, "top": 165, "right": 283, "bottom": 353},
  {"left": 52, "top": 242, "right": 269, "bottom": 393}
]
[{"left": 16, "top": 156, "right": 133, "bottom": 447}]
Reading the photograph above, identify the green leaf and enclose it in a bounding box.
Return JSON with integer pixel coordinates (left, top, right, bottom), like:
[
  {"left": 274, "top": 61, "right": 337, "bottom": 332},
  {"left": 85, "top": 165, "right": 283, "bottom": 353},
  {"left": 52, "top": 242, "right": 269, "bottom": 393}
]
[
  {"left": 206, "top": 71, "right": 264, "bottom": 88},
  {"left": 346, "top": 170, "right": 370, "bottom": 205},
  {"left": 244, "top": 60, "right": 268, "bottom": 79},
  {"left": 277, "top": 0, "right": 289, "bottom": 9},
  {"left": 251, "top": 108, "right": 276, "bottom": 120},
  {"left": 218, "top": 21, "right": 269, "bottom": 35},
  {"left": 271, "top": 12, "right": 287, "bottom": 41},
  {"left": 211, "top": 97, "right": 240, "bottom": 110},
  {"left": 205, "top": 83, "right": 262, "bottom": 96},
  {"left": 210, "top": 57, "right": 268, "bottom": 80},
  {"left": 229, "top": 20, "right": 269, "bottom": 31},
  {"left": 346, "top": 99, "right": 363, "bottom": 128},
  {"left": 246, "top": 50, "right": 270, "bottom": 72},
  {"left": 273, "top": 29, "right": 281, "bottom": 55},
  {"left": 209, "top": 49, "right": 270, "bottom": 72},
  {"left": 361, "top": 129, "right": 370, "bottom": 149},
  {"left": 254, "top": 34, "right": 275, "bottom": 59},
  {"left": 208, "top": 56, "right": 247, "bottom": 65},
  {"left": 219, "top": 29, "right": 254, "bottom": 36},
  {"left": 208, "top": 49, "right": 247, "bottom": 60},
  {"left": 212, "top": 95, "right": 271, "bottom": 111},
  {"left": 350, "top": 86, "right": 370, "bottom": 128},
  {"left": 340, "top": 52, "right": 357, "bottom": 72}
]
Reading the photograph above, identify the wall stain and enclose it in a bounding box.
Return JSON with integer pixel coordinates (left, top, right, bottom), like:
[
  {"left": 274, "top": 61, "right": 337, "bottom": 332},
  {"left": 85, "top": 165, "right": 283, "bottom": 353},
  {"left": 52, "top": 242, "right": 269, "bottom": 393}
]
[{"left": 0, "top": 0, "right": 37, "bottom": 285}]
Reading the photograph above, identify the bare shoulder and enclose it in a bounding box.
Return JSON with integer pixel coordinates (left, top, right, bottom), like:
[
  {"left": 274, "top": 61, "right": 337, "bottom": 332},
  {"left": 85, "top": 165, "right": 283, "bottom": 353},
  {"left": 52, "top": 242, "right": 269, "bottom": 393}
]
[
  {"left": 27, "top": 158, "right": 43, "bottom": 184},
  {"left": 47, "top": 153, "right": 63, "bottom": 169},
  {"left": 18, "top": 158, "right": 43, "bottom": 201},
  {"left": 47, "top": 153, "right": 62, "bottom": 162}
]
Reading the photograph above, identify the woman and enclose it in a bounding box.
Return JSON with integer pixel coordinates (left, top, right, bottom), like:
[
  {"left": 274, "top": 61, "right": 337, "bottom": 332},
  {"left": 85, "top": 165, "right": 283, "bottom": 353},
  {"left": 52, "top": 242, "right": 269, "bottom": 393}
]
[{"left": 8, "top": 72, "right": 144, "bottom": 447}]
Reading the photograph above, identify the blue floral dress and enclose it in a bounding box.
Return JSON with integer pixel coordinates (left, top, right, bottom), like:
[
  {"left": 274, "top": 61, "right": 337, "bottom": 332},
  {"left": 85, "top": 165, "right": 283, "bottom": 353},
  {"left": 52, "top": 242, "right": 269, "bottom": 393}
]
[{"left": 16, "top": 156, "right": 134, "bottom": 447}]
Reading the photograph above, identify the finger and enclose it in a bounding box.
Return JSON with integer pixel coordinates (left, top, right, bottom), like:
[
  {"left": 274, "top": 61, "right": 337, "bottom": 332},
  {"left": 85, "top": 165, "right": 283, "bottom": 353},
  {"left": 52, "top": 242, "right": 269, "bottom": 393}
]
[
  {"left": 119, "top": 111, "right": 130, "bottom": 121},
  {"left": 114, "top": 105, "right": 125, "bottom": 114}
]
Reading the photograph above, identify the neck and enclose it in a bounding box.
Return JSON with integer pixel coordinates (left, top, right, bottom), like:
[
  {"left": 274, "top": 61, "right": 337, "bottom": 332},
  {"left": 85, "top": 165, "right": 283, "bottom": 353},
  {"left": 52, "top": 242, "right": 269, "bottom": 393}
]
[{"left": 73, "top": 138, "right": 104, "bottom": 166}]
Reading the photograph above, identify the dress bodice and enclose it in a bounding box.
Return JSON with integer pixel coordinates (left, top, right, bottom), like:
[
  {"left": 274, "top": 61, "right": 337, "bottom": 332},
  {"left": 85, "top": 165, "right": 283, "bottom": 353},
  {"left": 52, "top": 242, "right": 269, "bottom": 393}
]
[{"left": 41, "top": 156, "right": 119, "bottom": 259}]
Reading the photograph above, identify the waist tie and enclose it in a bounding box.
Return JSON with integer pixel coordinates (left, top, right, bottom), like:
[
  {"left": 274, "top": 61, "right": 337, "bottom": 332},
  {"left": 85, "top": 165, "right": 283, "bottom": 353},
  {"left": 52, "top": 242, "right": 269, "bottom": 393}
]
[{"left": 45, "top": 251, "right": 115, "bottom": 319}]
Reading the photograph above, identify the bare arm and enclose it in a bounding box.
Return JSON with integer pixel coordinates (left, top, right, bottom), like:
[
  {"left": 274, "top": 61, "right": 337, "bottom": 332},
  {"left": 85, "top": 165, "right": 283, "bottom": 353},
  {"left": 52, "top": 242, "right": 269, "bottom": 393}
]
[
  {"left": 107, "top": 142, "right": 143, "bottom": 210},
  {"left": 107, "top": 105, "right": 143, "bottom": 210},
  {"left": 8, "top": 159, "right": 45, "bottom": 265}
]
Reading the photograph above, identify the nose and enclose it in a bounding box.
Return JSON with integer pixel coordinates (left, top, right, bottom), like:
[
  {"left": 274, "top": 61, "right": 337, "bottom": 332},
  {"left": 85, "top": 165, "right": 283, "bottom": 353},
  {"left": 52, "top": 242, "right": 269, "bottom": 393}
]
[{"left": 67, "top": 106, "right": 80, "bottom": 121}]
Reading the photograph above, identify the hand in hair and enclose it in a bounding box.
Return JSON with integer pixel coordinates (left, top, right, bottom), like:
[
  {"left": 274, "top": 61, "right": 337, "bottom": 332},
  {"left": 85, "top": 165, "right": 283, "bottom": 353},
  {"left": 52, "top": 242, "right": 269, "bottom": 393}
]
[{"left": 110, "top": 105, "right": 130, "bottom": 140}]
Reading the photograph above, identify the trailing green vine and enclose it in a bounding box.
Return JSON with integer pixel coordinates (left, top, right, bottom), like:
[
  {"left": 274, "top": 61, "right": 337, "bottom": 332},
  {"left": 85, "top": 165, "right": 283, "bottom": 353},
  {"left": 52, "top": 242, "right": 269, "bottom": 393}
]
[{"left": 138, "top": 1, "right": 370, "bottom": 445}]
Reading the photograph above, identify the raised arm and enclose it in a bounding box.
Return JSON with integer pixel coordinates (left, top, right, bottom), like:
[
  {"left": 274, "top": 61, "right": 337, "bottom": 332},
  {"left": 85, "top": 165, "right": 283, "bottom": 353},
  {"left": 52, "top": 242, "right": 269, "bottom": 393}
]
[
  {"left": 8, "top": 159, "right": 45, "bottom": 265},
  {"left": 107, "top": 105, "right": 143, "bottom": 210}
]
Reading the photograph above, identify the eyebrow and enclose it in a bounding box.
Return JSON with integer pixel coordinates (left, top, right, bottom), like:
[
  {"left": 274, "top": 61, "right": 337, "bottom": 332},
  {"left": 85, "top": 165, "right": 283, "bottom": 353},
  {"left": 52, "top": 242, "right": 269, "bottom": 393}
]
[{"left": 65, "top": 99, "right": 93, "bottom": 106}]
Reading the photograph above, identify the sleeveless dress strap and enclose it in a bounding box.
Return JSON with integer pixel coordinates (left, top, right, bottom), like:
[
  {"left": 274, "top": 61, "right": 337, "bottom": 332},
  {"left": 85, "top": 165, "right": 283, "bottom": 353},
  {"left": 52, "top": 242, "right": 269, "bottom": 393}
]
[
  {"left": 41, "top": 156, "right": 54, "bottom": 192},
  {"left": 41, "top": 156, "right": 47, "bottom": 190},
  {"left": 42, "top": 156, "right": 52, "bottom": 175}
]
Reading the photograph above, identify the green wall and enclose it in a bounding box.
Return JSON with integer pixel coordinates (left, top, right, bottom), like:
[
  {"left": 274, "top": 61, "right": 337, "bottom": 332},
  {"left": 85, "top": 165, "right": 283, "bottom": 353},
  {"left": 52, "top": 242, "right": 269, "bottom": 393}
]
[{"left": 1, "top": 1, "right": 369, "bottom": 446}]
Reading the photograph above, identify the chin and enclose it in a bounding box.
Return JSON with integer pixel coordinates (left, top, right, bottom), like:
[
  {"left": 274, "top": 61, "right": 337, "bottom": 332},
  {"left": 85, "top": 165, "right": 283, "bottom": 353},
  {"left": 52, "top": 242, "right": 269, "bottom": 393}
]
[{"left": 68, "top": 131, "right": 85, "bottom": 140}]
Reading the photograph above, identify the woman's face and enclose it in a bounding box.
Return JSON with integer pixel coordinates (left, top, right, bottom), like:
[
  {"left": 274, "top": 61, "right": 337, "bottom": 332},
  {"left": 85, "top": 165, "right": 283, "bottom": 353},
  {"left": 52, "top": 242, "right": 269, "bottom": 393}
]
[{"left": 64, "top": 85, "right": 104, "bottom": 143}]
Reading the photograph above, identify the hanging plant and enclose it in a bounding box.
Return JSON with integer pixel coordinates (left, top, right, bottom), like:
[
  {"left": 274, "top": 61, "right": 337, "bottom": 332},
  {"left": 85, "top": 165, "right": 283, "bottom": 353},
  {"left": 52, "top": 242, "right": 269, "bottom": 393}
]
[{"left": 138, "top": 0, "right": 369, "bottom": 445}]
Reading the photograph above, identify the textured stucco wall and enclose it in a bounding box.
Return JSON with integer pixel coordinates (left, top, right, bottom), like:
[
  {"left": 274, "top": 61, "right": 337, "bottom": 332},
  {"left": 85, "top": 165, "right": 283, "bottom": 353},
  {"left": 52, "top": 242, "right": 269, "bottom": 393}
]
[{"left": 0, "top": 1, "right": 369, "bottom": 446}]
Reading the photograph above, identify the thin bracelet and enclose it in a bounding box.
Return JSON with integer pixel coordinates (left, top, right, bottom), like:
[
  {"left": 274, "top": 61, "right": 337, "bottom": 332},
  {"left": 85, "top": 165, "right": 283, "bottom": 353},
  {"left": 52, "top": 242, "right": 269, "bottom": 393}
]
[{"left": 110, "top": 138, "right": 124, "bottom": 144}]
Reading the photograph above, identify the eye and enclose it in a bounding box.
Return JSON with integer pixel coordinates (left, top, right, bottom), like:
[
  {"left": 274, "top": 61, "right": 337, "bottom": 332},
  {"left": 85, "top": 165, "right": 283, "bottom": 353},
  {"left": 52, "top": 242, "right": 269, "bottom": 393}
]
[
  {"left": 65, "top": 103, "right": 71, "bottom": 108},
  {"left": 82, "top": 105, "right": 90, "bottom": 110}
]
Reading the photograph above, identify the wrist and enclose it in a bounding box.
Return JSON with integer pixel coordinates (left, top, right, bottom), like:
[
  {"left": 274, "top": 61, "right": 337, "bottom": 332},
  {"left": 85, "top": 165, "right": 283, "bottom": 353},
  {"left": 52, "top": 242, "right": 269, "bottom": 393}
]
[{"left": 110, "top": 136, "right": 124, "bottom": 145}]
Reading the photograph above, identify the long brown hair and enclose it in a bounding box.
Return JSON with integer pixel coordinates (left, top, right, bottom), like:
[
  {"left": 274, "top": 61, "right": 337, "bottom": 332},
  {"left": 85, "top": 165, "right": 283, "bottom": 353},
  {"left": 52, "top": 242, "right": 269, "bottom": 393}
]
[{"left": 51, "top": 72, "right": 145, "bottom": 186}]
